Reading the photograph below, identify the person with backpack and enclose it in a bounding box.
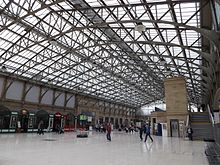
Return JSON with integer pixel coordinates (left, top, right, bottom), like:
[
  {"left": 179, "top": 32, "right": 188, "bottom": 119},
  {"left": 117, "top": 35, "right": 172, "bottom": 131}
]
[{"left": 144, "top": 123, "right": 153, "bottom": 142}]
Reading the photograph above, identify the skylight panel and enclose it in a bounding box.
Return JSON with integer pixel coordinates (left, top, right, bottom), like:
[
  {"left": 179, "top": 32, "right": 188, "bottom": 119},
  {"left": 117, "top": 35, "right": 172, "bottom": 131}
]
[
  {"left": 0, "top": 30, "right": 14, "bottom": 40},
  {"left": 22, "top": 72, "right": 33, "bottom": 78},
  {"left": 11, "top": 6, "right": 26, "bottom": 18},
  {"left": 24, "top": 15, "right": 40, "bottom": 25},
  {"left": 135, "top": 5, "right": 146, "bottom": 15},
  {"left": 86, "top": 0, "right": 101, "bottom": 7},
  {"left": 135, "top": 35, "right": 145, "bottom": 42},
  {"left": 5, "top": 61, "right": 17, "bottom": 67},
  {"left": 4, "top": 33, "right": 21, "bottom": 43},
  {"left": 20, "top": 49, "right": 37, "bottom": 58},
  {"left": 179, "top": 3, "right": 199, "bottom": 23},
  {"left": 25, "top": 0, "right": 41, "bottom": 11},
  {"left": 0, "top": 0, "right": 8, "bottom": 7},
  {"left": 28, "top": 44, "right": 44, "bottom": 53},
  {"left": 24, "top": 68, "right": 37, "bottom": 74},
  {"left": 105, "top": 0, "right": 119, "bottom": 5},
  {"left": 41, "top": 59, "right": 54, "bottom": 66},
  {"left": 0, "top": 39, "right": 12, "bottom": 50},
  {"left": 195, "top": 69, "right": 201, "bottom": 76},
  {"left": 154, "top": 4, "right": 170, "bottom": 19},
  {"left": 105, "top": 16, "right": 116, "bottom": 22},
  {"left": 55, "top": 1, "right": 73, "bottom": 10},
  {"left": 35, "top": 8, "right": 50, "bottom": 19},
  {"left": 157, "top": 45, "right": 166, "bottom": 54},
  {"left": 12, "top": 56, "right": 28, "bottom": 65}
]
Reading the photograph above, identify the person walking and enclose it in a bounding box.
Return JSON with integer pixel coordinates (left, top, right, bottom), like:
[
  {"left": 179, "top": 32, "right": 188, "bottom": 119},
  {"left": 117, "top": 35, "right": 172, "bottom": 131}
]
[
  {"left": 144, "top": 123, "right": 153, "bottom": 142},
  {"left": 187, "top": 126, "right": 193, "bottom": 141},
  {"left": 37, "top": 120, "right": 44, "bottom": 135},
  {"left": 106, "top": 122, "right": 112, "bottom": 141},
  {"left": 139, "top": 124, "right": 144, "bottom": 141}
]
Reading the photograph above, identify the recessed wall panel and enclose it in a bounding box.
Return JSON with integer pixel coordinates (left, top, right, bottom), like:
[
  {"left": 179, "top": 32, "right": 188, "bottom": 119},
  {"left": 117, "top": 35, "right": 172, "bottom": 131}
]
[
  {"left": 66, "top": 94, "right": 75, "bottom": 108},
  {"left": 41, "top": 88, "right": 53, "bottom": 105},
  {"left": 0, "top": 77, "right": 5, "bottom": 97},
  {"left": 54, "top": 92, "right": 64, "bottom": 107},
  {"left": 25, "top": 84, "right": 40, "bottom": 103},
  {"left": 6, "top": 80, "right": 23, "bottom": 100}
]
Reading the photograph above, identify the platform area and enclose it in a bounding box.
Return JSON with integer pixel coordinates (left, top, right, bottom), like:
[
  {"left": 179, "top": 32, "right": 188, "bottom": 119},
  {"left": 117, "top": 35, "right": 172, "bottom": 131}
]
[{"left": 0, "top": 132, "right": 210, "bottom": 165}]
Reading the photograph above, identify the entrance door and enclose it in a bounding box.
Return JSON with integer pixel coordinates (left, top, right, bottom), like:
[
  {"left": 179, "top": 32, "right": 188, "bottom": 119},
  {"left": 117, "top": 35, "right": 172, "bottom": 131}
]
[
  {"left": 53, "top": 112, "right": 62, "bottom": 131},
  {"left": 110, "top": 118, "right": 114, "bottom": 125},
  {"left": 48, "top": 116, "right": 54, "bottom": 131},
  {"left": 119, "top": 118, "right": 122, "bottom": 125},
  {"left": 170, "top": 119, "right": 179, "bottom": 137},
  {"left": 99, "top": 117, "right": 103, "bottom": 124},
  {"left": 115, "top": 118, "right": 119, "bottom": 129},
  {"left": 105, "top": 117, "right": 109, "bottom": 123},
  {"left": 9, "top": 113, "right": 18, "bottom": 132},
  {"left": 61, "top": 117, "right": 65, "bottom": 129}
]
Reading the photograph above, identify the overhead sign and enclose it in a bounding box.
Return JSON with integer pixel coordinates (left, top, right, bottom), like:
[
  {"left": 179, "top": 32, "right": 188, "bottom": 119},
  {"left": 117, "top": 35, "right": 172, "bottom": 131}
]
[
  {"left": 79, "top": 115, "right": 87, "bottom": 121},
  {"left": 87, "top": 116, "right": 92, "bottom": 122}
]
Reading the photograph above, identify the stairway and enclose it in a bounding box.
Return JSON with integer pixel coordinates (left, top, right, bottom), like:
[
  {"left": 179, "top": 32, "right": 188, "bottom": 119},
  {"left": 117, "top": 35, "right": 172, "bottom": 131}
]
[{"left": 190, "top": 112, "right": 214, "bottom": 141}]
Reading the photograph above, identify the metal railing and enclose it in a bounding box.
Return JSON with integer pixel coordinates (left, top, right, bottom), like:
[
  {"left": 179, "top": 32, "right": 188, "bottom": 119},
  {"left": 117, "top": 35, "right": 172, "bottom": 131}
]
[
  {"left": 182, "top": 114, "right": 190, "bottom": 139},
  {"left": 207, "top": 104, "right": 215, "bottom": 126},
  {"left": 186, "top": 114, "right": 190, "bottom": 127}
]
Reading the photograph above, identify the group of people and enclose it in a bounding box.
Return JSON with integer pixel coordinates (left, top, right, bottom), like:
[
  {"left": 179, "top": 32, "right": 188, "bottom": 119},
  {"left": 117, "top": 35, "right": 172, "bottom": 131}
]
[
  {"left": 104, "top": 122, "right": 153, "bottom": 142},
  {"left": 37, "top": 120, "right": 64, "bottom": 135},
  {"left": 124, "top": 124, "right": 137, "bottom": 133},
  {"left": 139, "top": 123, "right": 193, "bottom": 142},
  {"left": 38, "top": 120, "right": 193, "bottom": 142},
  {"left": 95, "top": 123, "right": 107, "bottom": 132}
]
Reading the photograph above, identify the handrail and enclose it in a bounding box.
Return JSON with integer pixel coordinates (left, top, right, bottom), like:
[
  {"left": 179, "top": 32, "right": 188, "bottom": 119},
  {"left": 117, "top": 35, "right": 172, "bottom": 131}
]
[
  {"left": 186, "top": 114, "right": 190, "bottom": 127},
  {"left": 207, "top": 104, "right": 215, "bottom": 126},
  {"left": 182, "top": 114, "right": 190, "bottom": 139}
]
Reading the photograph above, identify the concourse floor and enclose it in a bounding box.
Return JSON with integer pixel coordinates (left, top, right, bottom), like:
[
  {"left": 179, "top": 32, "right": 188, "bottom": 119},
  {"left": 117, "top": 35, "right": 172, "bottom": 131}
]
[{"left": 0, "top": 131, "right": 209, "bottom": 165}]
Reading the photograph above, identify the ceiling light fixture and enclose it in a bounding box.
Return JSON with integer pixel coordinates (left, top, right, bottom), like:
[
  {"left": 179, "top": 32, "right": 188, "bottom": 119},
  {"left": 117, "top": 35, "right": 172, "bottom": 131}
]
[
  {"left": 1, "top": 65, "right": 7, "bottom": 72},
  {"left": 160, "top": 58, "right": 166, "bottom": 65},
  {"left": 135, "top": 22, "right": 146, "bottom": 33},
  {"left": 165, "top": 68, "right": 172, "bottom": 75},
  {"left": 35, "top": 74, "right": 42, "bottom": 81},
  {"left": 50, "top": 38, "right": 58, "bottom": 46},
  {"left": 47, "top": 79, "right": 52, "bottom": 85}
]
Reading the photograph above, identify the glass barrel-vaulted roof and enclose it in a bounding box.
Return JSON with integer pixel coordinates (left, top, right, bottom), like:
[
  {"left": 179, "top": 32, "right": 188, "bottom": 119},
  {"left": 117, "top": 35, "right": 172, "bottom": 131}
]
[{"left": 0, "top": 0, "right": 207, "bottom": 108}]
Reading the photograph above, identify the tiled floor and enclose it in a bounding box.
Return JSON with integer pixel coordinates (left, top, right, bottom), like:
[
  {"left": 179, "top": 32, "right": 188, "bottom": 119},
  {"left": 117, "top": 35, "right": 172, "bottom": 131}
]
[{"left": 0, "top": 131, "right": 209, "bottom": 165}]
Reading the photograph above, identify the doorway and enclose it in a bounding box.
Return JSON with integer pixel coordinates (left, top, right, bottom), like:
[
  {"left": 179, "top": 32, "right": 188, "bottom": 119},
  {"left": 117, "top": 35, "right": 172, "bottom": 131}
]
[{"left": 170, "top": 119, "right": 179, "bottom": 137}]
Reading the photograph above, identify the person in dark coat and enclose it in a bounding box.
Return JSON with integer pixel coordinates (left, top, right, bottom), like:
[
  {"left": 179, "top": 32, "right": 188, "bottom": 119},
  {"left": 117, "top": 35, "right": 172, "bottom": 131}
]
[
  {"left": 139, "top": 124, "right": 144, "bottom": 141},
  {"left": 144, "top": 123, "right": 153, "bottom": 142},
  {"left": 106, "top": 123, "right": 112, "bottom": 141},
  {"left": 187, "top": 126, "right": 193, "bottom": 141},
  {"left": 37, "top": 120, "right": 44, "bottom": 135}
]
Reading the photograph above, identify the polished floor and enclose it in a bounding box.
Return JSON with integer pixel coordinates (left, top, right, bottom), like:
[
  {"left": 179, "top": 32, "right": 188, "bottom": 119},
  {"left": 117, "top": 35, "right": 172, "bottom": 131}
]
[{"left": 0, "top": 131, "right": 210, "bottom": 165}]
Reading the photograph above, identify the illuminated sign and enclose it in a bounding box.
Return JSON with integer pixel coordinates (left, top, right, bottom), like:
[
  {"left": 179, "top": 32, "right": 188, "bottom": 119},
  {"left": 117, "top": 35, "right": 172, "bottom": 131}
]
[
  {"left": 55, "top": 113, "right": 62, "bottom": 117},
  {"left": 79, "top": 115, "right": 87, "bottom": 121},
  {"left": 21, "top": 109, "right": 28, "bottom": 115}
]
